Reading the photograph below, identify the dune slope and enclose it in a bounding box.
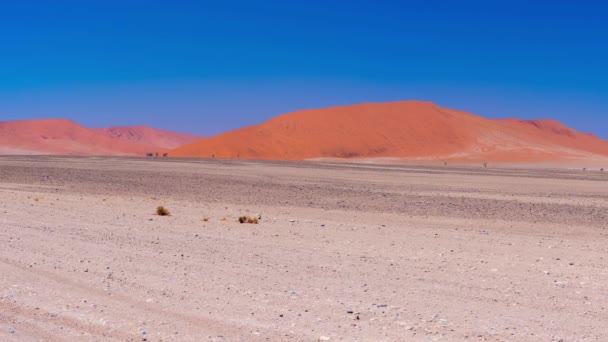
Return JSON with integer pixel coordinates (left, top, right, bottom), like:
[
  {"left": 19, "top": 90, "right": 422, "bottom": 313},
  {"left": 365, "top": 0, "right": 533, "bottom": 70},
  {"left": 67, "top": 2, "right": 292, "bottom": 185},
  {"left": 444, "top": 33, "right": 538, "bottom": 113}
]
[{"left": 171, "top": 101, "right": 608, "bottom": 162}]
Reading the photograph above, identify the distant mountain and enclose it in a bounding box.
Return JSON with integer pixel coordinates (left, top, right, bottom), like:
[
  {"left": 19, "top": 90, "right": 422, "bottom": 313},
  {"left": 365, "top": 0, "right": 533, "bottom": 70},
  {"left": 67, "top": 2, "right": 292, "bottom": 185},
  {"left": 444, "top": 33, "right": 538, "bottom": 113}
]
[
  {"left": 93, "top": 126, "right": 201, "bottom": 149},
  {"left": 170, "top": 101, "right": 608, "bottom": 163},
  {"left": 0, "top": 119, "right": 191, "bottom": 156}
]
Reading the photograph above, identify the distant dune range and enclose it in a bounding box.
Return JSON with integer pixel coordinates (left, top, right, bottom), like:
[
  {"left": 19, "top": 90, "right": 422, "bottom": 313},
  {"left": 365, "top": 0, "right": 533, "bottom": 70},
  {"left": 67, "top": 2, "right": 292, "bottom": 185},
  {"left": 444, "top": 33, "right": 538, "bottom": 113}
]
[
  {"left": 171, "top": 101, "right": 608, "bottom": 164},
  {"left": 2, "top": 101, "right": 608, "bottom": 163},
  {"left": 0, "top": 119, "right": 200, "bottom": 155}
]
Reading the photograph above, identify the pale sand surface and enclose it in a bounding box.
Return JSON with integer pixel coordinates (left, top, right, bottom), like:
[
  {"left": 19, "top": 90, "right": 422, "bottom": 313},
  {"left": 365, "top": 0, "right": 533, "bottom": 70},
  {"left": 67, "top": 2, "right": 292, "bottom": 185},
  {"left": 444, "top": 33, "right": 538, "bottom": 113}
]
[{"left": 0, "top": 156, "right": 607, "bottom": 341}]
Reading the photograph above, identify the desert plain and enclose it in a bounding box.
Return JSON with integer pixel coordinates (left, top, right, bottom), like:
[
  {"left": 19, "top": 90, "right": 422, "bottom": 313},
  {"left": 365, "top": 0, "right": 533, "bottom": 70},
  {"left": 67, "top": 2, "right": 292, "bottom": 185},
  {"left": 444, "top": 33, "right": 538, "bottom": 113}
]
[{"left": 0, "top": 156, "right": 607, "bottom": 341}]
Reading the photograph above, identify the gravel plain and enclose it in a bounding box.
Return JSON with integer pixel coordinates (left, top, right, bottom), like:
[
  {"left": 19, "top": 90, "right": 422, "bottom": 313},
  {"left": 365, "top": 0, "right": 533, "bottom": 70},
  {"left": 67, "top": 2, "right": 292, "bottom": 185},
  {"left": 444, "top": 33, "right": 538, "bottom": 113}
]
[{"left": 1, "top": 156, "right": 607, "bottom": 341}]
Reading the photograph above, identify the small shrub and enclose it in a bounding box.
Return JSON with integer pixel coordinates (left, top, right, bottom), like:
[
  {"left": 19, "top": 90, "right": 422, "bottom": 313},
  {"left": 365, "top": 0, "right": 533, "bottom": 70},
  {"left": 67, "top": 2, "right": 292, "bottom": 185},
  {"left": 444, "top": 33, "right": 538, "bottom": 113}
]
[
  {"left": 156, "top": 206, "right": 171, "bottom": 216},
  {"left": 202, "top": 217, "right": 210, "bottom": 222},
  {"left": 238, "top": 215, "right": 259, "bottom": 224}
]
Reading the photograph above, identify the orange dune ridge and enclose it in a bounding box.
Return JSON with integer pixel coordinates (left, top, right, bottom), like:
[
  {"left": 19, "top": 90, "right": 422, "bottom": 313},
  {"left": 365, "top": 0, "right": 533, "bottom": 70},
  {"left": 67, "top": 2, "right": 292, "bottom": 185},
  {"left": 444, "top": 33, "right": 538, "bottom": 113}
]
[
  {"left": 170, "top": 101, "right": 608, "bottom": 163},
  {"left": 0, "top": 119, "right": 160, "bottom": 156},
  {"left": 93, "top": 125, "right": 201, "bottom": 149}
]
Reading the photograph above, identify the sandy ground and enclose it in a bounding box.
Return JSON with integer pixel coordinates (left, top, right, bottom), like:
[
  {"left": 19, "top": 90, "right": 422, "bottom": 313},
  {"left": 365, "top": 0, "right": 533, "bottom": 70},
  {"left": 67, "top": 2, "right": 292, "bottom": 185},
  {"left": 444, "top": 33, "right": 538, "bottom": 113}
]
[{"left": 1, "top": 156, "right": 607, "bottom": 342}]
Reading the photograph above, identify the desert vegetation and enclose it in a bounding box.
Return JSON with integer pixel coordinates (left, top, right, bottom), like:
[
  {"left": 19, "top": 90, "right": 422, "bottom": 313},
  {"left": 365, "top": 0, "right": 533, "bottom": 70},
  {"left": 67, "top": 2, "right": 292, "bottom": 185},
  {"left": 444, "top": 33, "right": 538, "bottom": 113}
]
[
  {"left": 156, "top": 205, "right": 171, "bottom": 216},
  {"left": 238, "top": 215, "right": 260, "bottom": 224}
]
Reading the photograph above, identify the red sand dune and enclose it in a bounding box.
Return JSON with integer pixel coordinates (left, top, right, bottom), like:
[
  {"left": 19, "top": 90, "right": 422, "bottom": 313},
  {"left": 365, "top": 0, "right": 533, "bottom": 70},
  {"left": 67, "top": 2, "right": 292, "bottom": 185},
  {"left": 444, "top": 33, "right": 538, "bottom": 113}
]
[
  {"left": 171, "top": 101, "right": 608, "bottom": 163},
  {"left": 93, "top": 126, "right": 201, "bottom": 149},
  {"left": 0, "top": 119, "right": 153, "bottom": 156}
]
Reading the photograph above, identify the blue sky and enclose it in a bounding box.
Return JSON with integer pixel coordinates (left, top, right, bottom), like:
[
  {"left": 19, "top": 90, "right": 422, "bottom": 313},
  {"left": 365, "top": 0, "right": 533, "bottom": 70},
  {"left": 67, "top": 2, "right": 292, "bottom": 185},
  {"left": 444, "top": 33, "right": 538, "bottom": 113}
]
[{"left": 1, "top": 1, "right": 607, "bottom": 137}]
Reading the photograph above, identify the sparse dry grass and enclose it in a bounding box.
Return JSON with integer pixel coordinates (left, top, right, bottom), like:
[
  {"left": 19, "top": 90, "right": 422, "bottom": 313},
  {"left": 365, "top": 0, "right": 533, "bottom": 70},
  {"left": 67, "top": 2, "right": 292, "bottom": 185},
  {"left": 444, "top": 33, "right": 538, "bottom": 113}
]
[
  {"left": 238, "top": 215, "right": 259, "bottom": 224},
  {"left": 156, "top": 206, "right": 171, "bottom": 216}
]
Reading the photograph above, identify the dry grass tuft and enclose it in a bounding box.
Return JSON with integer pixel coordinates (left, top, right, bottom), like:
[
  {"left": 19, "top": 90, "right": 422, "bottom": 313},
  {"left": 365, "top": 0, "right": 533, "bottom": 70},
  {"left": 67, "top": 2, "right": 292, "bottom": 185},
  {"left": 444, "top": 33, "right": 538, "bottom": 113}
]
[
  {"left": 238, "top": 215, "right": 259, "bottom": 224},
  {"left": 156, "top": 206, "right": 171, "bottom": 216}
]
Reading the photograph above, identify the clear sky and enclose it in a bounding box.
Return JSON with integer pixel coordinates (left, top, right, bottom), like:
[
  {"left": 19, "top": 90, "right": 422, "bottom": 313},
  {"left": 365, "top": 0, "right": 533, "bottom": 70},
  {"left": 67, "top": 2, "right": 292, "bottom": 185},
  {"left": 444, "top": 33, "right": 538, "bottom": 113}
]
[{"left": 1, "top": 1, "right": 607, "bottom": 137}]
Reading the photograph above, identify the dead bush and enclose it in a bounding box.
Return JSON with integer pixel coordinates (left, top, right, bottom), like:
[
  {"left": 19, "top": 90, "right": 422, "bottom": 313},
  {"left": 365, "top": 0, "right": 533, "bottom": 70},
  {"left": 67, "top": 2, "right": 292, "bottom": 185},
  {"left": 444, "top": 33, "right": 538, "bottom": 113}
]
[
  {"left": 238, "top": 215, "right": 259, "bottom": 224},
  {"left": 156, "top": 206, "right": 171, "bottom": 216}
]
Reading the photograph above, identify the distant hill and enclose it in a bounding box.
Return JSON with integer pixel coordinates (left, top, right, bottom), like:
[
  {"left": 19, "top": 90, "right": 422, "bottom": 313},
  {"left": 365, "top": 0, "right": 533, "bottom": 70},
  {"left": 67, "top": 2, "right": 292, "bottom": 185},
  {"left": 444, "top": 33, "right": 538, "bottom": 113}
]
[
  {"left": 0, "top": 119, "right": 188, "bottom": 156},
  {"left": 93, "top": 125, "right": 201, "bottom": 149},
  {"left": 170, "top": 101, "right": 608, "bottom": 163}
]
